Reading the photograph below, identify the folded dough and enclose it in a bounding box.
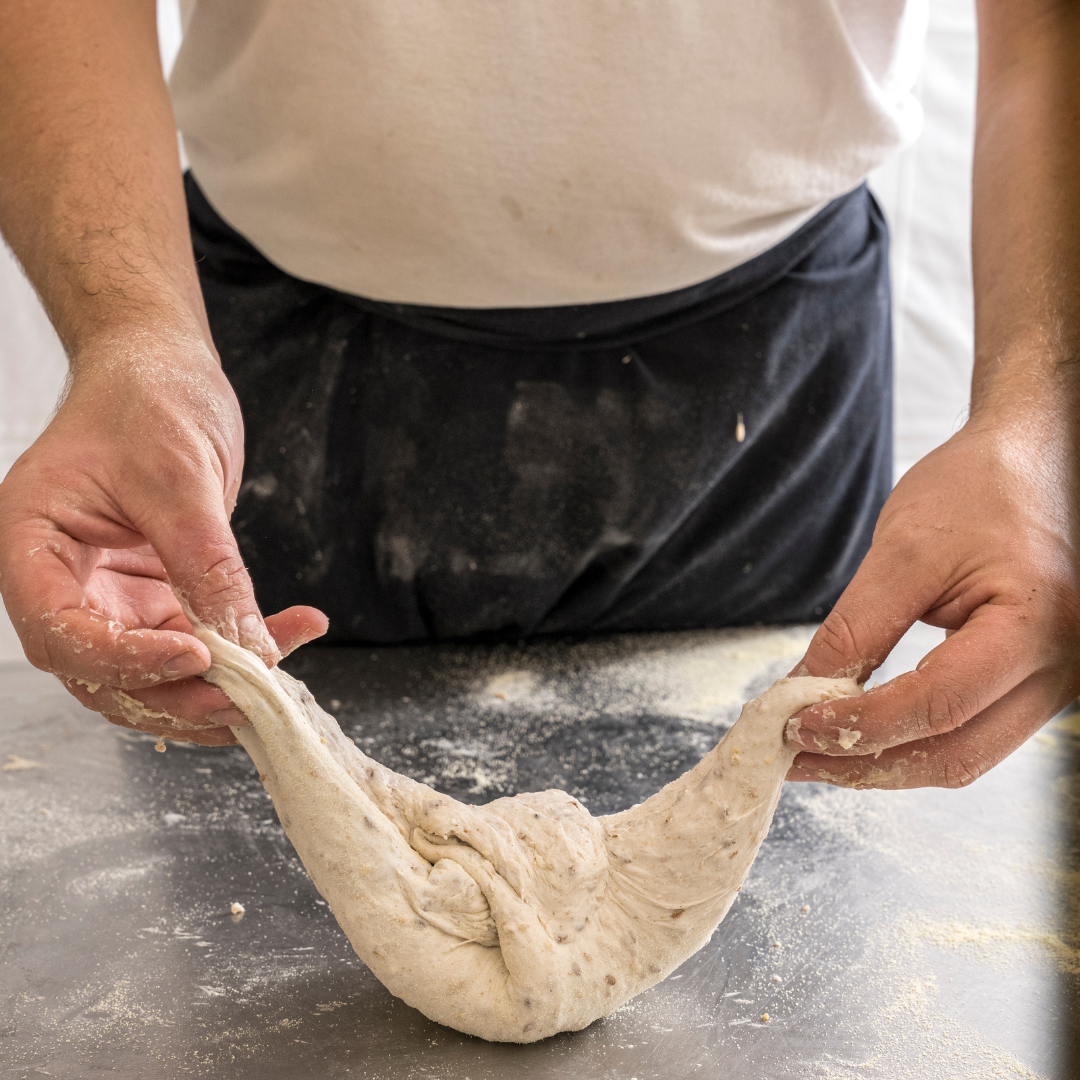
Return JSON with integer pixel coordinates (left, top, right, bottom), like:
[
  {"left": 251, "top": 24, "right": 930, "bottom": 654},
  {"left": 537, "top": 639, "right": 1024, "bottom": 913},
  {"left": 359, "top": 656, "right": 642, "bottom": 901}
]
[{"left": 195, "top": 622, "right": 859, "bottom": 1043}]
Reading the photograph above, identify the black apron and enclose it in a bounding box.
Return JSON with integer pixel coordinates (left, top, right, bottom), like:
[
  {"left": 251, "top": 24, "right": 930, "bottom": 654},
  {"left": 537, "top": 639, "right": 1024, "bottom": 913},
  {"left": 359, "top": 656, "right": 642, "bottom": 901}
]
[{"left": 188, "top": 175, "right": 892, "bottom": 644}]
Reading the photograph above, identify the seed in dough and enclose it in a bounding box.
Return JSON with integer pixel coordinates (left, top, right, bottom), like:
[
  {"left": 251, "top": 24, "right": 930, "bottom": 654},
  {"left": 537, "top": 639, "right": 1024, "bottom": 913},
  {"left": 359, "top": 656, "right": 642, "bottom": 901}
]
[{"left": 193, "top": 619, "right": 860, "bottom": 1043}]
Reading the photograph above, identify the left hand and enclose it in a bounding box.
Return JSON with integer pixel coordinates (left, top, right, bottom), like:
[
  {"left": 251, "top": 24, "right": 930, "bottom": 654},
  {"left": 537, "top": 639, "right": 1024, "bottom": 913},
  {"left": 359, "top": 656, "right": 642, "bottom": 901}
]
[{"left": 784, "top": 414, "right": 1080, "bottom": 789}]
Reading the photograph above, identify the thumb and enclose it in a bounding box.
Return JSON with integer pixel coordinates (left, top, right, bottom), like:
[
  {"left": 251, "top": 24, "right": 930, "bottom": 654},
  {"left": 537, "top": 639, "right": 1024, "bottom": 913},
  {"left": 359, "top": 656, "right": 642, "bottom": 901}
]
[{"left": 142, "top": 492, "right": 280, "bottom": 667}]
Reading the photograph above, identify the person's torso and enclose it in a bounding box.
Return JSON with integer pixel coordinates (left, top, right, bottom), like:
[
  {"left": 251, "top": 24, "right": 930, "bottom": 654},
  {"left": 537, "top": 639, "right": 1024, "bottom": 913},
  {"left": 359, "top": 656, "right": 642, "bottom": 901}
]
[{"left": 171, "top": 0, "right": 926, "bottom": 308}]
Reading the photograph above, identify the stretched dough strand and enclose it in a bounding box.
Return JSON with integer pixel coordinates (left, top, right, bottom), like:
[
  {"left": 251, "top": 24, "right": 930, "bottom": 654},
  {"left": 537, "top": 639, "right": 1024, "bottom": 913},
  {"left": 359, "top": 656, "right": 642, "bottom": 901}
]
[{"left": 194, "top": 621, "right": 859, "bottom": 1043}]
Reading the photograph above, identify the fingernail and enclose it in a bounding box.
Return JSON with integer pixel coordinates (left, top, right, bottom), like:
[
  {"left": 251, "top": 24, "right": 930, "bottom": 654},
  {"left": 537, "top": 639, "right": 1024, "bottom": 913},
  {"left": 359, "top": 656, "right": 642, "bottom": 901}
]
[
  {"left": 160, "top": 652, "right": 207, "bottom": 680},
  {"left": 208, "top": 708, "right": 247, "bottom": 727}
]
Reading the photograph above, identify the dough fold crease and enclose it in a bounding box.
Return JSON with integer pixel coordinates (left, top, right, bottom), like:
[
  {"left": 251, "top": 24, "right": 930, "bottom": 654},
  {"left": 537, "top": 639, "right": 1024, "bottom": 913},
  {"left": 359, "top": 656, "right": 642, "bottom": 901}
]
[{"left": 194, "top": 621, "right": 859, "bottom": 1042}]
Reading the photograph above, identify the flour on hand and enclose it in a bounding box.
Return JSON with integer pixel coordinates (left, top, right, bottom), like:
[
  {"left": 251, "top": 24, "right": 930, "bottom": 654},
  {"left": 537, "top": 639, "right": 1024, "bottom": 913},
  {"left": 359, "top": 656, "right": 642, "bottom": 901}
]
[{"left": 192, "top": 621, "right": 859, "bottom": 1043}]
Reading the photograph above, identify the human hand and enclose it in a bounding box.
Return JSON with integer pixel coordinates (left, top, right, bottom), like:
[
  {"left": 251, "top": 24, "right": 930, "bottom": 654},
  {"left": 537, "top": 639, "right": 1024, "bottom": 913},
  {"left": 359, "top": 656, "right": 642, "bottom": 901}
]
[
  {"left": 0, "top": 332, "right": 327, "bottom": 746},
  {"left": 784, "top": 416, "right": 1080, "bottom": 788}
]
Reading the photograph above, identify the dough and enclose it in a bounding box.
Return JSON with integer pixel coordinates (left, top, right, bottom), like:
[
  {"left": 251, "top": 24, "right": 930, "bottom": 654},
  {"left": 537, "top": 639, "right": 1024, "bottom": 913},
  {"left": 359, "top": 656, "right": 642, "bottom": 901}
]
[{"left": 194, "top": 621, "right": 859, "bottom": 1043}]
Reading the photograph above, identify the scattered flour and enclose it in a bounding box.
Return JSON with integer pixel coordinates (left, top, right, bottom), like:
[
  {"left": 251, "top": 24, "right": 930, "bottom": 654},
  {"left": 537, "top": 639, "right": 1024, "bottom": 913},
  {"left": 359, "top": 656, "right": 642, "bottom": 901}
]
[{"left": 3, "top": 754, "right": 46, "bottom": 771}]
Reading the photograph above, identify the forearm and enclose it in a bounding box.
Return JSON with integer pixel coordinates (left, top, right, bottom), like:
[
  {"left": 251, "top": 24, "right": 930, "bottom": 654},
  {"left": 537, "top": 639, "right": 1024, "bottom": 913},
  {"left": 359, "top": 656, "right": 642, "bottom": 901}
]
[
  {"left": 0, "top": 0, "right": 209, "bottom": 360},
  {"left": 971, "top": 0, "right": 1080, "bottom": 422}
]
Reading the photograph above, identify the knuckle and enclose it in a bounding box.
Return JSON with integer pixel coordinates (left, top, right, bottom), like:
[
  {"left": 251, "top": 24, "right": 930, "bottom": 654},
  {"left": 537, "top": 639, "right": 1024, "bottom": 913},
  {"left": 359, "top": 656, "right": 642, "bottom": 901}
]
[
  {"left": 940, "top": 753, "right": 988, "bottom": 790},
  {"left": 38, "top": 617, "right": 79, "bottom": 676},
  {"left": 187, "top": 549, "right": 252, "bottom": 609},
  {"left": 23, "top": 624, "right": 55, "bottom": 673},
  {"left": 817, "top": 611, "right": 858, "bottom": 654},
  {"left": 810, "top": 610, "right": 863, "bottom": 675},
  {"left": 924, "top": 680, "right": 975, "bottom": 736},
  {"left": 201, "top": 551, "right": 248, "bottom": 594}
]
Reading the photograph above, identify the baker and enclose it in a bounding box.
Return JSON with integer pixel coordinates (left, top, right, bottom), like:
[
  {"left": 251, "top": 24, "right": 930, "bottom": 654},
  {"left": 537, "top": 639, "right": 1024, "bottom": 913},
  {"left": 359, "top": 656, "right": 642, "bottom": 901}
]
[{"left": 0, "top": 0, "right": 1076, "bottom": 790}]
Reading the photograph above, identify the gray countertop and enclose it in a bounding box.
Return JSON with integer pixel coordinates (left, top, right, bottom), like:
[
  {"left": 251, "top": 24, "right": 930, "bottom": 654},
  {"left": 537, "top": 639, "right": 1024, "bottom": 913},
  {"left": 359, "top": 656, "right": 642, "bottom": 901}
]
[{"left": 2, "top": 624, "right": 1077, "bottom": 1079}]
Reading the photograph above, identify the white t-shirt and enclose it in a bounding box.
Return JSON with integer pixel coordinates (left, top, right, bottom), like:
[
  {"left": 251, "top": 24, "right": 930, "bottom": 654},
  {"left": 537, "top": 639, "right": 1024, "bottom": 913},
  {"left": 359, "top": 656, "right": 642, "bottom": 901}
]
[{"left": 171, "top": 1, "right": 927, "bottom": 308}]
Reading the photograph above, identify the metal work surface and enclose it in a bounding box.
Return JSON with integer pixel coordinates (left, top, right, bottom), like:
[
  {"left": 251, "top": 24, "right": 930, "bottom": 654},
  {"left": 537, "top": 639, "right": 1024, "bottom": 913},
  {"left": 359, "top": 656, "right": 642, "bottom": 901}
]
[{"left": 2, "top": 625, "right": 1078, "bottom": 1079}]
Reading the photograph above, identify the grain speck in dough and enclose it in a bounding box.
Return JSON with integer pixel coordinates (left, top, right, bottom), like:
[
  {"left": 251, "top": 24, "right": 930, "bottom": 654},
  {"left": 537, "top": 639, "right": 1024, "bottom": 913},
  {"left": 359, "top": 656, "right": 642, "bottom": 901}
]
[{"left": 193, "top": 620, "right": 860, "bottom": 1043}]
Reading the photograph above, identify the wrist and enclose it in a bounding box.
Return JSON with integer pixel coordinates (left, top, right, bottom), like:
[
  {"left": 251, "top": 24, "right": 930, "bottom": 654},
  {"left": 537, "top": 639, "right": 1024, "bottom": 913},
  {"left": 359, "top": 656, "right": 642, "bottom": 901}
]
[
  {"left": 967, "top": 342, "right": 1080, "bottom": 432},
  {"left": 49, "top": 325, "right": 243, "bottom": 480},
  {"left": 67, "top": 316, "right": 219, "bottom": 384},
  {"left": 56, "top": 321, "right": 239, "bottom": 451}
]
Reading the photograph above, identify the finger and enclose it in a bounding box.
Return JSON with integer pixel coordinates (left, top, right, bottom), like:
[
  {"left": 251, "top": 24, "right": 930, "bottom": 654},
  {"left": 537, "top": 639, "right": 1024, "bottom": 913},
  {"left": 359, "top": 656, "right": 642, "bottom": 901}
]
[
  {"left": 265, "top": 606, "right": 329, "bottom": 658},
  {"left": 33, "top": 608, "right": 212, "bottom": 689},
  {"left": 786, "top": 602, "right": 1041, "bottom": 756},
  {"left": 62, "top": 674, "right": 249, "bottom": 730},
  {"left": 104, "top": 712, "right": 239, "bottom": 748},
  {"left": 786, "top": 671, "right": 1060, "bottom": 789},
  {"left": 137, "top": 490, "right": 280, "bottom": 667},
  {"left": 792, "top": 539, "right": 939, "bottom": 682},
  {"left": 153, "top": 605, "right": 328, "bottom": 661},
  {"left": 56, "top": 606, "right": 328, "bottom": 733}
]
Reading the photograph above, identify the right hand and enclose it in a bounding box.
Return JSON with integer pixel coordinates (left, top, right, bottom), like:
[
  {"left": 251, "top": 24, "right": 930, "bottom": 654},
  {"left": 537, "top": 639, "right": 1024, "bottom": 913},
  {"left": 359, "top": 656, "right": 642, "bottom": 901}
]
[{"left": 0, "top": 332, "right": 327, "bottom": 746}]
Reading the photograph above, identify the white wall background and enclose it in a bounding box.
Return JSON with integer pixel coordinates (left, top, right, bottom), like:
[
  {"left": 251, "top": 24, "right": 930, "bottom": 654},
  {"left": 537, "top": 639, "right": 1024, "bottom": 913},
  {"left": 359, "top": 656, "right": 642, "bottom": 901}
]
[
  {"left": 870, "top": 0, "right": 978, "bottom": 477},
  {"left": 0, "top": 0, "right": 977, "bottom": 663}
]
